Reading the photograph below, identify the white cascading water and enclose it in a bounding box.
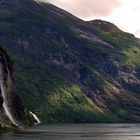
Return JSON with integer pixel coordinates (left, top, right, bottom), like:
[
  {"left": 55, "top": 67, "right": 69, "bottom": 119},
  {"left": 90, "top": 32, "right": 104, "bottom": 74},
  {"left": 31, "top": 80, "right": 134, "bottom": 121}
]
[
  {"left": 29, "top": 111, "right": 41, "bottom": 124},
  {"left": 0, "top": 60, "right": 18, "bottom": 126}
]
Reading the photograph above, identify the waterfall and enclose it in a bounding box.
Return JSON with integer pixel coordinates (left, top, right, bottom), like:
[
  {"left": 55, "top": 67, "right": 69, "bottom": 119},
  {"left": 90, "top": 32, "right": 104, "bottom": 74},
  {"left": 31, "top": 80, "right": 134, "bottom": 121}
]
[
  {"left": 0, "top": 62, "right": 18, "bottom": 126},
  {"left": 29, "top": 111, "right": 41, "bottom": 124}
]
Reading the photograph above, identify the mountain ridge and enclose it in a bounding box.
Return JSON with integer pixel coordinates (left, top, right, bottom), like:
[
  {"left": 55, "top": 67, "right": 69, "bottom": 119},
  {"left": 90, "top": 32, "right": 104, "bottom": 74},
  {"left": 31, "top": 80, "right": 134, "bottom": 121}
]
[{"left": 0, "top": 0, "right": 140, "bottom": 123}]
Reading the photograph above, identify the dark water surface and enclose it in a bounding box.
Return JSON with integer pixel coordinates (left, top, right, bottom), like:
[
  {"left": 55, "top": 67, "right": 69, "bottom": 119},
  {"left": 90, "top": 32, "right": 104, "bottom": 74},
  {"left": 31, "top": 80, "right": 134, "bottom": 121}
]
[{"left": 0, "top": 124, "right": 140, "bottom": 140}]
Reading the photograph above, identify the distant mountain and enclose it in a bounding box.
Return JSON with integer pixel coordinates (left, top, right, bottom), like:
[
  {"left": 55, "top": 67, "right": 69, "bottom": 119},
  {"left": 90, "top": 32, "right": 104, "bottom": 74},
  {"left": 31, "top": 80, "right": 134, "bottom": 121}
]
[{"left": 0, "top": 0, "right": 140, "bottom": 123}]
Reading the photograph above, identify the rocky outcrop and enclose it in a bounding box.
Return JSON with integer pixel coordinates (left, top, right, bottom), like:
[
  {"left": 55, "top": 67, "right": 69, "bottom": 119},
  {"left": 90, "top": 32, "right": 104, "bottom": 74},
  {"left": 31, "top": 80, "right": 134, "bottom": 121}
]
[
  {"left": 0, "top": 0, "right": 140, "bottom": 123},
  {"left": 0, "top": 45, "right": 34, "bottom": 130}
]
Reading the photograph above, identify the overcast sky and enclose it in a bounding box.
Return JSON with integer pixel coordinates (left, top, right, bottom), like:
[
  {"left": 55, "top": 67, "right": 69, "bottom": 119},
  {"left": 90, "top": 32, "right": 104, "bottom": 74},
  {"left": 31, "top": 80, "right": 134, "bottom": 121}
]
[{"left": 38, "top": 0, "right": 140, "bottom": 38}]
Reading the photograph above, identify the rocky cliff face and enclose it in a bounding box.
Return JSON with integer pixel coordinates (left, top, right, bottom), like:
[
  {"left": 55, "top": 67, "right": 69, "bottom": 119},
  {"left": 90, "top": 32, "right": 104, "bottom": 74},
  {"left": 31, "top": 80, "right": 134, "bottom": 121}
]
[
  {"left": 0, "top": 45, "right": 34, "bottom": 130},
  {"left": 0, "top": 0, "right": 140, "bottom": 123}
]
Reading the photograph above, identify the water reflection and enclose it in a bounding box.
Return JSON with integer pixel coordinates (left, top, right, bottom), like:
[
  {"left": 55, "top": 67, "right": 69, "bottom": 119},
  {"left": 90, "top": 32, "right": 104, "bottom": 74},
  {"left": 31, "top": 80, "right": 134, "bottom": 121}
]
[{"left": 0, "top": 124, "right": 140, "bottom": 140}]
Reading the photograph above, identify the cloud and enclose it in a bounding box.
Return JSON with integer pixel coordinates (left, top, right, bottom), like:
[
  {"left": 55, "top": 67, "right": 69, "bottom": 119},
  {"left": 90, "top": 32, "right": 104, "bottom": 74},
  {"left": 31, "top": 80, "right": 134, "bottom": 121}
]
[
  {"left": 38, "top": 0, "right": 140, "bottom": 37},
  {"left": 134, "top": 29, "right": 140, "bottom": 38},
  {"left": 39, "top": 0, "right": 120, "bottom": 19}
]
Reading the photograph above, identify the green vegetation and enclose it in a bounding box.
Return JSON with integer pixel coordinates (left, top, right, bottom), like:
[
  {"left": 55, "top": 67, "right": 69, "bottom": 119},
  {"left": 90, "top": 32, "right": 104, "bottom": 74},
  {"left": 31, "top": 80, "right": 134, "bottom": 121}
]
[
  {"left": 0, "top": 1, "right": 140, "bottom": 123},
  {"left": 38, "top": 83, "right": 108, "bottom": 123},
  {"left": 15, "top": 63, "right": 111, "bottom": 123},
  {"left": 99, "top": 29, "right": 140, "bottom": 67},
  {"left": 110, "top": 108, "right": 140, "bottom": 122},
  {"left": 123, "top": 47, "right": 140, "bottom": 67}
]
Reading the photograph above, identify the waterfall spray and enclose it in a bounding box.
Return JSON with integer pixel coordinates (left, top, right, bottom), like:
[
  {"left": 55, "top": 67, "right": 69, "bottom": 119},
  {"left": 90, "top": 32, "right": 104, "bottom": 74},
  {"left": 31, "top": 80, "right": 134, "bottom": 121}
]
[
  {"left": 0, "top": 63, "right": 18, "bottom": 126},
  {"left": 29, "top": 111, "right": 41, "bottom": 124}
]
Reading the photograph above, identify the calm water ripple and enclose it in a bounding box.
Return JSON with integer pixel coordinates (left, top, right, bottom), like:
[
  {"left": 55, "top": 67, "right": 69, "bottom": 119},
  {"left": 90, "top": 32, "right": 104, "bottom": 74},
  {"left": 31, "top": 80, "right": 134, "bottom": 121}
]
[{"left": 0, "top": 124, "right": 140, "bottom": 140}]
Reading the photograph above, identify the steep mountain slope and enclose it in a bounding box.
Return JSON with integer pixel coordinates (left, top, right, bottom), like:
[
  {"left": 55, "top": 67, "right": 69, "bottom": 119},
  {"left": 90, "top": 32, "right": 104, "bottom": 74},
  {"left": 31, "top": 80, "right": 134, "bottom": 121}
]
[
  {"left": 0, "top": 0, "right": 140, "bottom": 123},
  {"left": 0, "top": 44, "right": 34, "bottom": 130}
]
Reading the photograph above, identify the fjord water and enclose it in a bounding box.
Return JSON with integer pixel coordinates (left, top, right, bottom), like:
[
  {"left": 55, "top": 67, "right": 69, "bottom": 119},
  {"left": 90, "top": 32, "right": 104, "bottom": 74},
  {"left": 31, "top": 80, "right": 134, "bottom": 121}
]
[{"left": 0, "top": 124, "right": 140, "bottom": 140}]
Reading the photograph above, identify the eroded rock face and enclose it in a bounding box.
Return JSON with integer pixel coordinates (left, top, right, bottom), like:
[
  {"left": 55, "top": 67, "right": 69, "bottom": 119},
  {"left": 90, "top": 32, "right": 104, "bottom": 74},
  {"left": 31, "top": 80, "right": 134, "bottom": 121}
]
[
  {"left": 0, "top": 48, "right": 33, "bottom": 129},
  {"left": 0, "top": 0, "right": 140, "bottom": 123}
]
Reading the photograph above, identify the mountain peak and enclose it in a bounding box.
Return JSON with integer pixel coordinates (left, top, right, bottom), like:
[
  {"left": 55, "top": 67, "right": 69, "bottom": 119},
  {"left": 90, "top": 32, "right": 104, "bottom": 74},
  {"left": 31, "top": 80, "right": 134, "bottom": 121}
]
[{"left": 88, "top": 19, "right": 120, "bottom": 32}]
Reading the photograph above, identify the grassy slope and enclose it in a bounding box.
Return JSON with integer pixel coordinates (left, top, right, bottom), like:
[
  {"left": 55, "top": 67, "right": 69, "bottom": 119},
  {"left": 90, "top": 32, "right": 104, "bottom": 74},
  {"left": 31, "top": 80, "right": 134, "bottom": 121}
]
[
  {"left": 0, "top": 1, "right": 140, "bottom": 123},
  {"left": 15, "top": 63, "right": 113, "bottom": 123},
  {"left": 99, "top": 29, "right": 140, "bottom": 67}
]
